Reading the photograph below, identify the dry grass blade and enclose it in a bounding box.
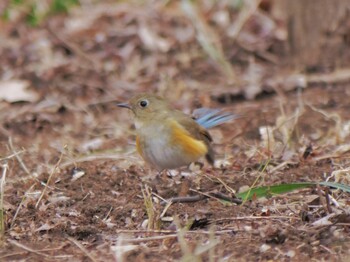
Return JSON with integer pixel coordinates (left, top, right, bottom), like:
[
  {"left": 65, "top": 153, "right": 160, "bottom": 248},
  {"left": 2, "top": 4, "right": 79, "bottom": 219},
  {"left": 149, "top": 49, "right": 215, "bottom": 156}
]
[
  {"left": 212, "top": 176, "right": 236, "bottom": 194},
  {"left": 0, "top": 163, "right": 8, "bottom": 240},
  {"left": 181, "top": 0, "right": 236, "bottom": 83},
  {"left": 0, "top": 150, "right": 25, "bottom": 162},
  {"left": 241, "top": 158, "right": 271, "bottom": 203},
  {"left": 193, "top": 226, "right": 219, "bottom": 259},
  {"left": 160, "top": 199, "right": 173, "bottom": 218},
  {"left": 10, "top": 184, "right": 35, "bottom": 229},
  {"left": 142, "top": 184, "right": 160, "bottom": 230},
  {"left": 174, "top": 217, "right": 194, "bottom": 261},
  {"left": 112, "top": 234, "right": 139, "bottom": 262},
  {"left": 35, "top": 151, "right": 64, "bottom": 208},
  {"left": 8, "top": 137, "right": 31, "bottom": 177},
  {"left": 229, "top": 0, "right": 262, "bottom": 40}
]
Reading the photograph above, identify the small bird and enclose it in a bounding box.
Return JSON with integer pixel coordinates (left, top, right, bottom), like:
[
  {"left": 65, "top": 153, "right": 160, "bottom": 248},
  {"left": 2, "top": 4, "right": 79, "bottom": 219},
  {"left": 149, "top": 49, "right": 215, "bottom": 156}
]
[{"left": 118, "top": 94, "right": 238, "bottom": 171}]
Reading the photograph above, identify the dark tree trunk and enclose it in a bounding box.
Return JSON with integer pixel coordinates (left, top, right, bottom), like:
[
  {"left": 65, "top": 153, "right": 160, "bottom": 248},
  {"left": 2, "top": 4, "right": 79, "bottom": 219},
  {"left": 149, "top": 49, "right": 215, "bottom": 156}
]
[{"left": 274, "top": 0, "right": 350, "bottom": 71}]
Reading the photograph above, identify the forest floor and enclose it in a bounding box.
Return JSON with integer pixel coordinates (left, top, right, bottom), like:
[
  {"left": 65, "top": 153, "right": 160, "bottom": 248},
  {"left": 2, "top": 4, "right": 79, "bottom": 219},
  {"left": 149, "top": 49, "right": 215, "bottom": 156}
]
[{"left": 0, "top": 1, "right": 350, "bottom": 261}]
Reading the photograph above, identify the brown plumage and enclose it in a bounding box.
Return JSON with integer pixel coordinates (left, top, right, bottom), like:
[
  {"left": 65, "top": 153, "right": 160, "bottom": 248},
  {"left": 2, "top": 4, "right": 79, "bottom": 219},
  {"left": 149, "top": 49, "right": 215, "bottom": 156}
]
[{"left": 118, "top": 94, "right": 235, "bottom": 171}]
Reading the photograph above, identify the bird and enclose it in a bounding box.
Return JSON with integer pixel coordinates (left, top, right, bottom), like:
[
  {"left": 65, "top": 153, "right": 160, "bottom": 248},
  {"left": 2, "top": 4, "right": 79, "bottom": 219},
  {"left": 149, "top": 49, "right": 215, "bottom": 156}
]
[{"left": 118, "top": 94, "right": 238, "bottom": 171}]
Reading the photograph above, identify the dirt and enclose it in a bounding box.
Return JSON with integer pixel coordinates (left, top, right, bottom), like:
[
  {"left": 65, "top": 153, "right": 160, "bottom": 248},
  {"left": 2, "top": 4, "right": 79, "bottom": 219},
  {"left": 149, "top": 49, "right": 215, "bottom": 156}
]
[{"left": 1, "top": 1, "right": 350, "bottom": 262}]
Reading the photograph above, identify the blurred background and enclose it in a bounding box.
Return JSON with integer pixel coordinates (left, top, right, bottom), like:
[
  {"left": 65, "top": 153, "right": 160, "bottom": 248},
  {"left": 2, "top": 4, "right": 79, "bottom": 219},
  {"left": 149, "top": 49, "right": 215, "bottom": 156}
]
[{"left": 1, "top": 0, "right": 349, "bottom": 105}]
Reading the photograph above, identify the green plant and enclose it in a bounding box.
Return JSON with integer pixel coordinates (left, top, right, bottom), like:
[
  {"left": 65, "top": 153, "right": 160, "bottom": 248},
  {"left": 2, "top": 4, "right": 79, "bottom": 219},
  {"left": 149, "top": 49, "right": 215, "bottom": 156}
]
[{"left": 2, "top": 0, "right": 79, "bottom": 26}]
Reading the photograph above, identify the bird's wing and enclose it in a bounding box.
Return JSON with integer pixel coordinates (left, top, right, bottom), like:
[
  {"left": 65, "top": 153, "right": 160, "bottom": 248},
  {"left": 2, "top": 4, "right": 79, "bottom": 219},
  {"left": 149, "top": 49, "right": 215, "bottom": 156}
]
[
  {"left": 173, "top": 111, "right": 212, "bottom": 143},
  {"left": 171, "top": 111, "right": 215, "bottom": 165}
]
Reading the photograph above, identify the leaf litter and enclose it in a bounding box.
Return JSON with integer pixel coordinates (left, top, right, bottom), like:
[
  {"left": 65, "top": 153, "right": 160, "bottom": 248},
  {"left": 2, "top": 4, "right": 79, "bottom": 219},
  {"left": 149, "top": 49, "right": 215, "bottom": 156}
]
[{"left": 0, "top": 1, "right": 350, "bottom": 261}]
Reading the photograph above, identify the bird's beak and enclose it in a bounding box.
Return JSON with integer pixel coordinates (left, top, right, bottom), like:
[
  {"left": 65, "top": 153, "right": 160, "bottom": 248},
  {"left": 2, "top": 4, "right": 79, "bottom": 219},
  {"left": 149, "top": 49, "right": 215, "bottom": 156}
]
[{"left": 117, "top": 102, "right": 131, "bottom": 109}]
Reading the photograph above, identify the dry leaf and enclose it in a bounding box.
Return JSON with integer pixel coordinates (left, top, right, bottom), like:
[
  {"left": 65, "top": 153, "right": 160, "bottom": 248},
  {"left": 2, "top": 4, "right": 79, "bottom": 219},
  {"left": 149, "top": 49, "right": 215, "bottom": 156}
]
[{"left": 0, "top": 80, "right": 39, "bottom": 102}]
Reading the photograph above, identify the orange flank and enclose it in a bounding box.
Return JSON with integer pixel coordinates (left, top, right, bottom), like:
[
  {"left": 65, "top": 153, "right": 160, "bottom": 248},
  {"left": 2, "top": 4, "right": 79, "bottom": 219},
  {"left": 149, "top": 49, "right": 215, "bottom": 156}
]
[
  {"left": 136, "top": 135, "right": 143, "bottom": 157},
  {"left": 170, "top": 120, "right": 208, "bottom": 160}
]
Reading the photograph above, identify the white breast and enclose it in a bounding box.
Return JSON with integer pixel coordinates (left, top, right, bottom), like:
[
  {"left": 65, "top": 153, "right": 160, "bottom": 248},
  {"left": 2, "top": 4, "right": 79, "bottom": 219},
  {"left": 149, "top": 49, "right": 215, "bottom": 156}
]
[{"left": 137, "top": 122, "right": 193, "bottom": 170}]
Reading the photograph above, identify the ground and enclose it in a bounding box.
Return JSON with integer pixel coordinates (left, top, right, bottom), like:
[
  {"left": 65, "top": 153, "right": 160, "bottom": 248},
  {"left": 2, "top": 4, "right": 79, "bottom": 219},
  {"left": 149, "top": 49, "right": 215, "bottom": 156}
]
[{"left": 0, "top": 1, "right": 350, "bottom": 261}]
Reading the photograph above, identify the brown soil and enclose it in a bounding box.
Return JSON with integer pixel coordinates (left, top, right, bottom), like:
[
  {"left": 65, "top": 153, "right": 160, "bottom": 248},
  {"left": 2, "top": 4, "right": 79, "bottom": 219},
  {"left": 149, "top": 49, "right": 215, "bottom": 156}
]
[{"left": 0, "top": 2, "right": 350, "bottom": 261}]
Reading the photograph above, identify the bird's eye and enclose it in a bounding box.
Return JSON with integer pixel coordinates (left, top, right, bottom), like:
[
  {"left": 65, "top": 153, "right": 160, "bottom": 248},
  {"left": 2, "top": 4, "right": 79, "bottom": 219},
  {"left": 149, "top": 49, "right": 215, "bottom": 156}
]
[{"left": 139, "top": 99, "right": 149, "bottom": 108}]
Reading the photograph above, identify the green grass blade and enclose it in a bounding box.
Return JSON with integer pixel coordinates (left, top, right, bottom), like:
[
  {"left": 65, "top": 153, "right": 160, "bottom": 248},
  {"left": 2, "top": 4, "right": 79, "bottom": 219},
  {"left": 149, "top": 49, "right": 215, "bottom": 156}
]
[
  {"left": 237, "top": 181, "right": 350, "bottom": 201},
  {"left": 319, "top": 181, "right": 350, "bottom": 192},
  {"left": 237, "top": 182, "right": 315, "bottom": 201}
]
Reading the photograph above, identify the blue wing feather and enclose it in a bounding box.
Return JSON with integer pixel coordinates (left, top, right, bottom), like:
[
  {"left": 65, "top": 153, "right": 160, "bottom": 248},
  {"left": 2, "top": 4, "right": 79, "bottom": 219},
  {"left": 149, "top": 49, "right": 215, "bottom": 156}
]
[{"left": 193, "top": 108, "right": 239, "bottom": 129}]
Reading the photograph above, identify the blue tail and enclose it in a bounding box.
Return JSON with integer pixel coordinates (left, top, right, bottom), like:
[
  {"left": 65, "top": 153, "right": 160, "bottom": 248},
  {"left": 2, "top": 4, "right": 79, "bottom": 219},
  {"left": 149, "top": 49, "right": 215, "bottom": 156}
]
[{"left": 193, "top": 108, "right": 239, "bottom": 129}]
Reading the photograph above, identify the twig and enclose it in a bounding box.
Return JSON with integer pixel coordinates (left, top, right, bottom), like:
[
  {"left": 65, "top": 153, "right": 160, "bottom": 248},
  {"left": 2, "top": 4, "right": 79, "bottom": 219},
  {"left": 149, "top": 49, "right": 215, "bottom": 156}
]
[
  {"left": 67, "top": 237, "right": 98, "bottom": 262},
  {"left": 160, "top": 200, "right": 172, "bottom": 218},
  {"left": 210, "top": 192, "right": 242, "bottom": 205},
  {"left": 8, "top": 239, "right": 70, "bottom": 259},
  {"left": 120, "top": 234, "right": 178, "bottom": 243},
  {"left": 8, "top": 137, "right": 30, "bottom": 176},
  {"left": 0, "top": 150, "right": 25, "bottom": 162},
  {"left": 335, "top": 223, "right": 350, "bottom": 226},
  {"left": 319, "top": 244, "right": 336, "bottom": 255},
  {"left": 151, "top": 192, "right": 168, "bottom": 203},
  {"left": 163, "top": 195, "right": 206, "bottom": 204},
  {"left": 103, "top": 206, "right": 113, "bottom": 221},
  {"left": 327, "top": 193, "right": 340, "bottom": 208},
  {"left": 269, "top": 161, "right": 298, "bottom": 173},
  {"left": 115, "top": 229, "right": 178, "bottom": 234},
  {"left": 306, "top": 68, "right": 350, "bottom": 84},
  {"left": 0, "top": 251, "right": 28, "bottom": 259},
  {"left": 209, "top": 175, "right": 235, "bottom": 195},
  {"left": 114, "top": 229, "right": 235, "bottom": 235},
  {"left": 163, "top": 189, "right": 242, "bottom": 205},
  {"left": 213, "top": 215, "right": 298, "bottom": 223},
  {"left": 324, "top": 188, "right": 332, "bottom": 214},
  {"left": 191, "top": 189, "right": 242, "bottom": 204},
  {"left": 316, "top": 185, "right": 329, "bottom": 215},
  {"left": 314, "top": 154, "right": 350, "bottom": 162}
]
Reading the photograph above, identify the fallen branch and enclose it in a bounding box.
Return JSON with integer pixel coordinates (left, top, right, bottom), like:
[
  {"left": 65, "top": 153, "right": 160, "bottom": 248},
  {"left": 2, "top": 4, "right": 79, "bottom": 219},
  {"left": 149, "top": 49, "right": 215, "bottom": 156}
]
[{"left": 162, "top": 189, "right": 242, "bottom": 205}]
